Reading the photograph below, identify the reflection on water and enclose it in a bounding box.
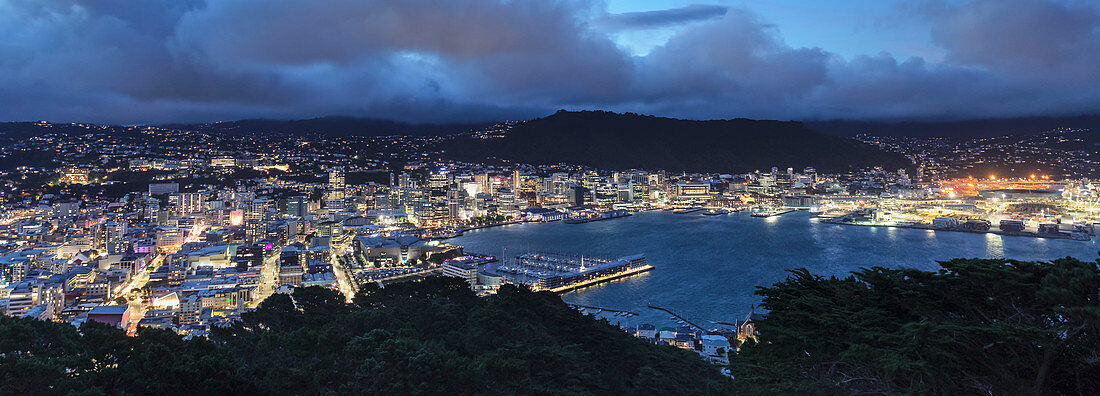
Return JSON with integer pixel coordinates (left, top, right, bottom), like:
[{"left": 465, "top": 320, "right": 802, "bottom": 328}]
[
  {"left": 985, "top": 233, "right": 1004, "bottom": 258},
  {"left": 453, "top": 211, "right": 1097, "bottom": 328}
]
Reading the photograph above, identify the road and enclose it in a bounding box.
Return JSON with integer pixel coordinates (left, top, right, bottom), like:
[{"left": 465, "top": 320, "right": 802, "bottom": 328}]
[
  {"left": 248, "top": 250, "right": 281, "bottom": 308},
  {"left": 111, "top": 222, "right": 205, "bottom": 335},
  {"left": 330, "top": 231, "right": 359, "bottom": 301}
]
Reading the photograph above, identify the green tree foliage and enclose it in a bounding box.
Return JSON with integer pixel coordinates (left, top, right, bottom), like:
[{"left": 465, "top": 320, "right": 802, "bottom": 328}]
[
  {"left": 732, "top": 256, "right": 1100, "bottom": 395},
  {"left": 0, "top": 278, "right": 731, "bottom": 395}
]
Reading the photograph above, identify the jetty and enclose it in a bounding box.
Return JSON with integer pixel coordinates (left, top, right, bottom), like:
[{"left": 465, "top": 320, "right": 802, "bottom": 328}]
[
  {"left": 647, "top": 304, "right": 705, "bottom": 330},
  {"left": 751, "top": 208, "right": 797, "bottom": 217},
  {"left": 672, "top": 208, "right": 704, "bottom": 214},
  {"left": 567, "top": 303, "right": 640, "bottom": 316}
]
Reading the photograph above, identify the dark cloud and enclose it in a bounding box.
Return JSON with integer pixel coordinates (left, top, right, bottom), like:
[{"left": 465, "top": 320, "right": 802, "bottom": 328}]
[
  {"left": 926, "top": 0, "right": 1100, "bottom": 79},
  {"left": 599, "top": 4, "right": 728, "bottom": 30},
  {"left": 640, "top": 10, "right": 829, "bottom": 100},
  {"left": 1, "top": 0, "right": 1099, "bottom": 124}
]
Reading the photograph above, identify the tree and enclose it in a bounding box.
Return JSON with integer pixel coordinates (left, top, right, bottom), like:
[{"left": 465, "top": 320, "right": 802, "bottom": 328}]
[
  {"left": 0, "top": 281, "right": 736, "bottom": 394},
  {"left": 731, "top": 256, "right": 1100, "bottom": 394}
]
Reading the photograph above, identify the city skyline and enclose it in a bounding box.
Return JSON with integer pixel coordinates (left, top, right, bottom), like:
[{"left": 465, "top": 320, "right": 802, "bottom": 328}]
[
  {"left": 3, "top": 0, "right": 1100, "bottom": 124},
  {"left": 2, "top": 2, "right": 1099, "bottom": 394}
]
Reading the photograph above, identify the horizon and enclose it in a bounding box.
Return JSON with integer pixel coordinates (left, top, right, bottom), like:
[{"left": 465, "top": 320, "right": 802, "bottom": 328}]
[
  {"left": 4, "top": 0, "right": 1100, "bottom": 125},
  {"left": 12, "top": 109, "right": 1100, "bottom": 128}
]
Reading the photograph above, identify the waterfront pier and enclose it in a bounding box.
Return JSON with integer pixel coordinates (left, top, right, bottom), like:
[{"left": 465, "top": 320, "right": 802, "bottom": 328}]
[{"left": 647, "top": 304, "right": 705, "bottom": 331}]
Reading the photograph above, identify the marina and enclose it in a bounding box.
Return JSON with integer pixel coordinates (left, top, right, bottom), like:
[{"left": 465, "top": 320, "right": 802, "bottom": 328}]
[{"left": 491, "top": 251, "right": 652, "bottom": 293}]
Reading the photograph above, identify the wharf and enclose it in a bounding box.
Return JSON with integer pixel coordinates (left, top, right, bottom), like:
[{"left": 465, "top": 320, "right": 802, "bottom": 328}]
[
  {"left": 647, "top": 304, "right": 705, "bottom": 331},
  {"left": 425, "top": 221, "right": 522, "bottom": 240},
  {"left": 820, "top": 218, "right": 1091, "bottom": 241},
  {"left": 672, "top": 208, "right": 704, "bottom": 214},
  {"left": 566, "top": 303, "right": 640, "bottom": 316},
  {"left": 549, "top": 264, "right": 653, "bottom": 293},
  {"left": 751, "top": 208, "right": 797, "bottom": 218},
  {"left": 564, "top": 210, "right": 632, "bottom": 224}
]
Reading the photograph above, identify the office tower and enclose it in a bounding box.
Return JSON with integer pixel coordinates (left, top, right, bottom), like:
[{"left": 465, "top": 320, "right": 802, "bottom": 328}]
[
  {"left": 93, "top": 221, "right": 128, "bottom": 255},
  {"left": 287, "top": 196, "right": 308, "bottom": 218},
  {"left": 328, "top": 167, "right": 346, "bottom": 199}
]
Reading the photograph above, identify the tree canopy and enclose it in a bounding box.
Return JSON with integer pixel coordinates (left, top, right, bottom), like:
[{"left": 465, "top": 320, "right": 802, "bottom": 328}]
[
  {"left": 0, "top": 277, "right": 732, "bottom": 395},
  {"left": 732, "top": 256, "right": 1100, "bottom": 395}
]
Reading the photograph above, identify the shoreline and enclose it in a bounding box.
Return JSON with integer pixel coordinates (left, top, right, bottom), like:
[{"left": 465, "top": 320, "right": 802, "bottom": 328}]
[
  {"left": 818, "top": 218, "right": 1092, "bottom": 242},
  {"left": 426, "top": 220, "right": 522, "bottom": 240}
]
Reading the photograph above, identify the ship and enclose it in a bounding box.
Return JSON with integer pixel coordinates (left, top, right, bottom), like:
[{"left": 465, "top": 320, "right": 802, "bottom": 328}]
[
  {"left": 564, "top": 209, "right": 632, "bottom": 224},
  {"left": 672, "top": 207, "right": 704, "bottom": 214},
  {"left": 751, "top": 207, "right": 796, "bottom": 217}
]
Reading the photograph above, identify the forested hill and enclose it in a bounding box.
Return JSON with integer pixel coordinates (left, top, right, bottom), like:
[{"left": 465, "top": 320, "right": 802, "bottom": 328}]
[
  {"left": 807, "top": 115, "right": 1100, "bottom": 138},
  {"left": 0, "top": 278, "right": 733, "bottom": 395},
  {"left": 445, "top": 110, "right": 910, "bottom": 173}
]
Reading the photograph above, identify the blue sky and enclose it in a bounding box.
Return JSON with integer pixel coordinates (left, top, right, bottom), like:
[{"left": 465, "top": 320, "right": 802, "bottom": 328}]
[
  {"left": 2, "top": 0, "right": 1099, "bottom": 124},
  {"left": 606, "top": 0, "right": 941, "bottom": 60}
]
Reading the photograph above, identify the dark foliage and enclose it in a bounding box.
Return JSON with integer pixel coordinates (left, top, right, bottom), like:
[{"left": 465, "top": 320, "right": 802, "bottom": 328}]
[
  {"left": 445, "top": 110, "right": 910, "bottom": 173},
  {"left": 733, "top": 256, "right": 1100, "bottom": 395},
  {"left": 0, "top": 277, "right": 731, "bottom": 395}
]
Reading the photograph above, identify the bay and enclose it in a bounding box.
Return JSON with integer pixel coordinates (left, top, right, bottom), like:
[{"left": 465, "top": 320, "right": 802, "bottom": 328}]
[{"left": 451, "top": 211, "right": 1099, "bottom": 328}]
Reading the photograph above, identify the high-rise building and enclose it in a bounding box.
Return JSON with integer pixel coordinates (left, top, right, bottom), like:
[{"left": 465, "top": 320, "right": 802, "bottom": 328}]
[
  {"left": 93, "top": 221, "right": 128, "bottom": 255},
  {"left": 328, "top": 167, "right": 346, "bottom": 199},
  {"left": 803, "top": 167, "right": 818, "bottom": 185},
  {"left": 287, "top": 196, "right": 308, "bottom": 218},
  {"left": 398, "top": 173, "right": 416, "bottom": 189},
  {"left": 425, "top": 171, "right": 452, "bottom": 226},
  {"left": 478, "top": 172, "right": 492, "bottom": 195}
]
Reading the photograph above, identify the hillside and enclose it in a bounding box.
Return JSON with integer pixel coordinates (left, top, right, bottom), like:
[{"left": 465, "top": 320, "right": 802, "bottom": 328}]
[
  {"left": 161, "top": 116, "right": 489, "bottom": 136},
  {"left": 807, "top": 115, "right": 1100, "bottom": 138},
  {"left": 445, "top": 110, "right": 910, "bottom": 173},
  {"left": 0, "top": 278, "right": 734, "bottom": 395}
]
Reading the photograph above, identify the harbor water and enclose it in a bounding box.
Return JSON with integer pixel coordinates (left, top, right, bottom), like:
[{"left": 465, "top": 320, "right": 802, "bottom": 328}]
[{"left": 451, "top": 211, "right": 1099, "bottom": 329}]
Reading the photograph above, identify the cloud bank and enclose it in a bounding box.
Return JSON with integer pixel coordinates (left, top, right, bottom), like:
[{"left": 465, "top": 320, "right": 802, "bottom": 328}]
[{"left": 2, "top": 0, "right": 1099, "bottom": 124}]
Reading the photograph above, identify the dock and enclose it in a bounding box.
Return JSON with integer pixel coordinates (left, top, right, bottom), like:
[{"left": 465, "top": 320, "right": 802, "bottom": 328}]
[
  {"left": 751, "top": 208, "right": 797, "bottom": 217},
  {"left": 672, "top": 208, "right": 704, "bottom": 214},
  {"left": 567, "top": 303, "right": 640, "bottom": 316},
  {"left": 549, "top": 263, "right": 653, "bottom": 293},
  {"left": 425, "top": 221, "right": 522, "bottom": 240},
  {"left": 563, "top": 210, "right": 632, "bottom": 224},
  {"left": 820, "top": 218, "right": 1091, "bottom": 241},
  {"left": 647, "top": 304, "right": 705, "bottom": 330}
]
